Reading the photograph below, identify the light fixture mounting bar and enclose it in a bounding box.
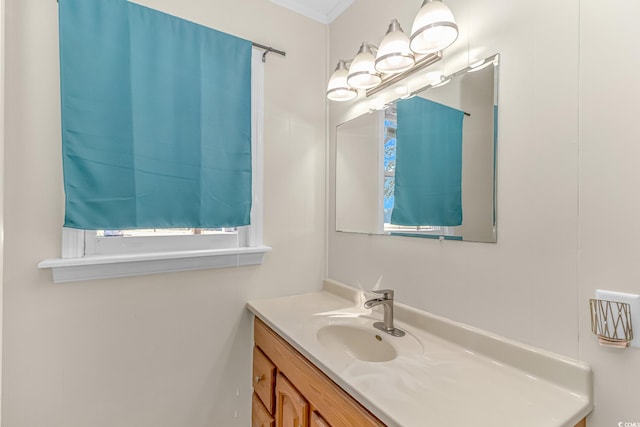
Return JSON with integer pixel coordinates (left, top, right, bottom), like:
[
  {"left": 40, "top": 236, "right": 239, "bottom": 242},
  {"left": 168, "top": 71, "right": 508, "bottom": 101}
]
[{"left": 366, "top": 51, "right": 442, "bottom": 97}]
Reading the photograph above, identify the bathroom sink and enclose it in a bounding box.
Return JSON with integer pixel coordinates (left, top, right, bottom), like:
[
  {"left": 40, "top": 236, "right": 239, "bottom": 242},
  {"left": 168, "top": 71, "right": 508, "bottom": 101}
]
[
  {"left": 317, "top": 324, "right": 397, "bottom": 362},
  {"left": 306, "top": 316, "right": 424, "bottom": 363}
]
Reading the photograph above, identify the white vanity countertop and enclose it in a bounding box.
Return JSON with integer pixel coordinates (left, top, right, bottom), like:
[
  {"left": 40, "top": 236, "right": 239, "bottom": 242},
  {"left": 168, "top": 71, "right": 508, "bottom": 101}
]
[{"left": 247, "top": 279, "right": 593, "bottom": 427}]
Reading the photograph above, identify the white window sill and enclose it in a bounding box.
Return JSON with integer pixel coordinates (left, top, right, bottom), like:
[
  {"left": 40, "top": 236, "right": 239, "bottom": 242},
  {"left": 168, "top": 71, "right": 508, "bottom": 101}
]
[{"left": 38, "top": 245, "right": 272, "bottom": 283}]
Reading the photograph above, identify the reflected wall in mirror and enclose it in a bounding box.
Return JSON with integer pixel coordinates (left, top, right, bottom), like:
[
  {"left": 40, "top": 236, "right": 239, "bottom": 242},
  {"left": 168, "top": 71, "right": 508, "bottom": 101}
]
[{"left": 335, "top": 54, "right": 498, "bottom": 243}]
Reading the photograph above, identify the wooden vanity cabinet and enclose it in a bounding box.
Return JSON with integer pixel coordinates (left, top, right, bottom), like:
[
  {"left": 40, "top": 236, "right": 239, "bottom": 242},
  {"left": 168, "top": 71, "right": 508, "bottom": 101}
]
[{"left": 252, "top": 318, "right": 385, "bottom": 427}]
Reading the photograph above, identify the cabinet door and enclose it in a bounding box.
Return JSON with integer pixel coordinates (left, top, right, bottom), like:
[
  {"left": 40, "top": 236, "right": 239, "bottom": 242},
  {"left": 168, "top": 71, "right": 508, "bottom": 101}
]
[
  {"left": 275, "top": 373, "right": 309, "bottom": 427},
  {"left": 310, "top": 411, "right": 330, "bottom": 427},
  {"left": 252, "top": 393, "right": 275, "bottom": 427},
  {"left": 253, "top": 346, "right": 276, "bottom": 413}
]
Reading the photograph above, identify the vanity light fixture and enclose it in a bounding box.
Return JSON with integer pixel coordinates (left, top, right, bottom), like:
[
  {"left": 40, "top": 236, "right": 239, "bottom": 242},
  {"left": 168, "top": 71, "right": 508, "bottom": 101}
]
[
  {"left": 347, "top": 43, "right": 382, "bottom": 89},
  {"left": 327, "top": 0, "right": 459, "bottom": 102},
  {"left": 375, "top": 19, "right": 415, "bottom": 74},
  {"left": 327, "top": 60, "right": 358, "bottom": 101},
  {"left": 409, "top": 0, "right": 458, "bottom": 55}
]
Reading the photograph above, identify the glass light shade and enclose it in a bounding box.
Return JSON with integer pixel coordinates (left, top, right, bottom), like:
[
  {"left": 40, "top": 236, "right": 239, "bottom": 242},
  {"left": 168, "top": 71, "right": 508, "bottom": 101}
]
[
  {"left": 375, "top": 19, "right": 415, "bottom": 74},
  {"left": 347, "top": 43, "right": 382, "bottom": 89},
  {"left": 409, "top": 0, "right": 459, "bottom": 54},
  {"left": 327, "top": 61, "right": 358, "bottom": 102}
]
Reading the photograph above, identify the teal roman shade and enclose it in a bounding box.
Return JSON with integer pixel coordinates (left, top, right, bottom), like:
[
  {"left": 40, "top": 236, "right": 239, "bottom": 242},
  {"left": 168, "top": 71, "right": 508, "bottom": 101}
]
[
  {"left": 59, "top": 0, "right": 252, "bottom": 230},
  {"left": 391, "top": 97, "right": 464, "bottom": 227}
]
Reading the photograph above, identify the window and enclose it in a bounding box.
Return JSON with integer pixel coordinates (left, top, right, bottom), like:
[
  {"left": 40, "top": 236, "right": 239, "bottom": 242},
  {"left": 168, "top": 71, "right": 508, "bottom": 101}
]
[
  {"left": 383, "top": 113, "right": 396, "bottom": 225},
  {"left": 88, "top": 228, "right": 240, "bottom": 255},
  {"left": 39, "top": 48, "right": 270, "bottom": 282}
]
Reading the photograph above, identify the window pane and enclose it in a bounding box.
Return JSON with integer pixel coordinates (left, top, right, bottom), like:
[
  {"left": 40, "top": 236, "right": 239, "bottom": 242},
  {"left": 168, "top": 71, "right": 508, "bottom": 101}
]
[{"left": 98, "top": 228, "right": 237, "bottom": 237}]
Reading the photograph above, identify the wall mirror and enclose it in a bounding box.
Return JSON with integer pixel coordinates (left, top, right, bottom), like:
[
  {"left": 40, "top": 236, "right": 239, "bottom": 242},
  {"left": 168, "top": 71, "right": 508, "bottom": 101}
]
[{"left": 335, "top": 54, "right": 499, "bottom": 243}]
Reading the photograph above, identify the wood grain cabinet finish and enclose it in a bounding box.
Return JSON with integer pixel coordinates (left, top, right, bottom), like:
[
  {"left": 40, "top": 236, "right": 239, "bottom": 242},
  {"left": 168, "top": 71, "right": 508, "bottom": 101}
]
[
  {"left": 253, "top": 346, "right": 276, "bottom": 413},
  {"left": 310, "top": 412, "right": 330, "bottom": 427},
  {"left": 252, "top": 393, "right": 275, "bottom": 427},
  {"left": 275, "top": 373, "right": 309, "bottom": 427},
  {"left": 253, "top": 317, "right": 586, "bottom": 427},
  {"left": 253, "top": 318, "right": 383, "bottom": 427}
]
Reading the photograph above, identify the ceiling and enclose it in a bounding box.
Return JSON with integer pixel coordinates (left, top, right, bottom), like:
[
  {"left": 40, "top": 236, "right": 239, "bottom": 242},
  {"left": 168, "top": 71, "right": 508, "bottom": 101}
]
[{"left": 269, "top": 0, "right": 354, "bottom": 24}]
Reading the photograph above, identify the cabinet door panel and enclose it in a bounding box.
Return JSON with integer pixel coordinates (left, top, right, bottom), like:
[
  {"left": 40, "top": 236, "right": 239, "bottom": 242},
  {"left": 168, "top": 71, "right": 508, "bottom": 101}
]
[
  {"left": 310, "top": 411, "right": 330, "bottom": 427},
  {"left": 275, "top": 373, "right": 309, "bottom": 427},
  {"left": 253, "top": 346, "right": 276, "bottom": 413},
  {"left": 252, "top": 393, "right": 275, "bottom": 427}
]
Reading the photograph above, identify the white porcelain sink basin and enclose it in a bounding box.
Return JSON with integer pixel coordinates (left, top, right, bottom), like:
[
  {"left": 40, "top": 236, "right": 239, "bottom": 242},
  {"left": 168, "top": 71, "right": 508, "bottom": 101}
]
[
  {"left": 317, "top": 324, "right": 397, "bottom": 362},
  {"left": 307, "top": 316, "right": 423, "bottom": 363}
]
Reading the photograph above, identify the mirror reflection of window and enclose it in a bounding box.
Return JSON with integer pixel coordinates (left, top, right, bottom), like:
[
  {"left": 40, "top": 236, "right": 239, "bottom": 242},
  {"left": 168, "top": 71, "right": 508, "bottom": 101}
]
[
  {"left": 389, "top": 97, "right": 465, "bottom": 233},
  {"left": 383, "top": 111, "right": 397, "bottom": 225},
  {"left": 335, "top": 54, "right": 499, "bottom": 243}
]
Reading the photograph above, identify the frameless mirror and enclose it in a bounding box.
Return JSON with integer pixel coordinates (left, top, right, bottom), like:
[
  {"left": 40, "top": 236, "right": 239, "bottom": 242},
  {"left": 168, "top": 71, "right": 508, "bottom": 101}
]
[{"left": 335, "top": 54, "right": 498, "bottom": 242}]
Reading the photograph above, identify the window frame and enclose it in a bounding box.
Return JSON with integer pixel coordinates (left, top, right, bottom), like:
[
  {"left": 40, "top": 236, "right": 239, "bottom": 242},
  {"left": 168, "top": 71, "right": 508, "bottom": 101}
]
[
  {"left": 84, "top": 229, "right": 243, "bottom": 256},
  {"left": 39, "top": 48, "right": 270, "bottom": 283}
]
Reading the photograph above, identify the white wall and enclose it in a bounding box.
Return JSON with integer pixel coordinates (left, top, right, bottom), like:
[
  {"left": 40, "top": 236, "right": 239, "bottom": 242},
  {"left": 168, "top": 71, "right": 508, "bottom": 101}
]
[
  {"left": 1, "top": 1, "right": 326, "bottom": 426},
  {"left": 579, "top": 1, "right": 640, "bottom": 425},
  {"left": 329, "top": 1, "right": 640, "bottom": 425}
]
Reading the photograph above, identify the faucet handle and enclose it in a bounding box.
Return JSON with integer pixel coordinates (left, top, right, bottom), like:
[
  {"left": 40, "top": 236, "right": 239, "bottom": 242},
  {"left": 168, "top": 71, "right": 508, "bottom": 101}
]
[{"left": 372, "top": 289, "right": 394, "bottom": 299}]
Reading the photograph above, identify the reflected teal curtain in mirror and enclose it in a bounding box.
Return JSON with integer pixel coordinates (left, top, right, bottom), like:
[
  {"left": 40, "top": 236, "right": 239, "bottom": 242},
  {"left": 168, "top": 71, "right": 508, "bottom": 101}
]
[
  {"left": 391, "top": 97, "right": 464, "bottom": 226},
  {"left": 59, "top": 0, "right": 252, "bottom": 230}
]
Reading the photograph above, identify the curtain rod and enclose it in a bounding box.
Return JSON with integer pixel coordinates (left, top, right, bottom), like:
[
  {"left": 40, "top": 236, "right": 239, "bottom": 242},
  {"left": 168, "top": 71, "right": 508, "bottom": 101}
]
[{"left": 252, "top": 43, "right": 286, "bottom": 63}]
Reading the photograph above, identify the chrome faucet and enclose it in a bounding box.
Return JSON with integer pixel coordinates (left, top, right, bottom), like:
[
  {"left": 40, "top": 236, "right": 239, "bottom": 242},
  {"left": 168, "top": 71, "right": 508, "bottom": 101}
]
[{"left": 364, "top": 289, "right": 405, "bottom": 337}]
